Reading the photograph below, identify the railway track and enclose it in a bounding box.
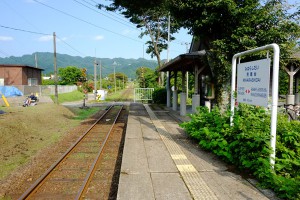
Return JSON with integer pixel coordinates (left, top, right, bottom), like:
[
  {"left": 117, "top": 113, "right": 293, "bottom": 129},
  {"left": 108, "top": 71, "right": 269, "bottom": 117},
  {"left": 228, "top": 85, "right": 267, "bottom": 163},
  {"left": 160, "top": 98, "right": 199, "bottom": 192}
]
[{"left": 19, "top": 105, "right": 127, "bottom": 199}]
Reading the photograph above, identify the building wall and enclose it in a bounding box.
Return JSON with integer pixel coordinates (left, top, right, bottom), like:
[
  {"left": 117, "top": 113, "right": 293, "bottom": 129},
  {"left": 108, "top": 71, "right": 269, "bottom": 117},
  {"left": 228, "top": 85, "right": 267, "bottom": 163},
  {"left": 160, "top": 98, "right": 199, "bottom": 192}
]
[
  {"left": 4, "top": 66, "right": 23, "bottom": 85},
  {"left": 0, "top": 65, "right": 42, "bottom": 85},
  {"left": 25, "top": 67, "right": 42, "bottom": 84}
]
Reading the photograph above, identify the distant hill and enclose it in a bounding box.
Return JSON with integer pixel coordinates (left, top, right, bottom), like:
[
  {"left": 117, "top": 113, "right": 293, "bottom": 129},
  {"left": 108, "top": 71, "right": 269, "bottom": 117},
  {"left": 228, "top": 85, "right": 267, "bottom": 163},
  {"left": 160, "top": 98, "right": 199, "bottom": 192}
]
[{"left": 0, "top": 52, "right": 158, "bottom": 79}]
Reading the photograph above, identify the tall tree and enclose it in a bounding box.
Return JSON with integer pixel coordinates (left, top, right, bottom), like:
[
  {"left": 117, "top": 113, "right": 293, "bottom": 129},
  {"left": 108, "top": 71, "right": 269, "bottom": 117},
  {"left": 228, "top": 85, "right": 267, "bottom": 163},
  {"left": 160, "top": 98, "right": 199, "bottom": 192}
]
[
  {"left": 58, "top": 66, "right": 82, "bottom": 85},
  {"left": 98, "top": 1, "right": 179, "bottom": 85},
  {"left": 103, "top": 0, "right": 300, "bottom": 105},
  {"left": 168, "top": 0, "right": 300, "bottom": 105},
  {"left": 136, "top": 66, "right": 159, "bottom": 88}
]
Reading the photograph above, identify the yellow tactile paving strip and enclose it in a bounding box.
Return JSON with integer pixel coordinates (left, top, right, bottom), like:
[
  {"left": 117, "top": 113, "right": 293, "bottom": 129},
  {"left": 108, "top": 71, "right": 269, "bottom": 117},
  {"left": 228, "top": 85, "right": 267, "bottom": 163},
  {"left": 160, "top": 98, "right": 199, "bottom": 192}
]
[{"left": 144, "top": 104, "right": 218, "bottom": 200}]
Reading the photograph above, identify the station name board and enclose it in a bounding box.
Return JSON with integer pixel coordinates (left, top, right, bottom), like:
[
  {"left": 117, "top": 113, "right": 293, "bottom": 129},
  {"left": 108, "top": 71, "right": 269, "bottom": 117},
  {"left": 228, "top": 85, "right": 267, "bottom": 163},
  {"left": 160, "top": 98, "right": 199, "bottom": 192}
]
[{"left": 237, "top": 59, "right": 270, "bottom": 107}]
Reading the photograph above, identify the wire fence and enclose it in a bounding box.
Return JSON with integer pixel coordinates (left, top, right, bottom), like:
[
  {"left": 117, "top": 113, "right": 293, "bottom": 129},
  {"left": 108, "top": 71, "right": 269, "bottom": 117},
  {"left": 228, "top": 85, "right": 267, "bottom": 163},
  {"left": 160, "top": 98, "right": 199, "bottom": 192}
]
[{"left": 134, "top": 88, "right": 154, "bottom": 103}]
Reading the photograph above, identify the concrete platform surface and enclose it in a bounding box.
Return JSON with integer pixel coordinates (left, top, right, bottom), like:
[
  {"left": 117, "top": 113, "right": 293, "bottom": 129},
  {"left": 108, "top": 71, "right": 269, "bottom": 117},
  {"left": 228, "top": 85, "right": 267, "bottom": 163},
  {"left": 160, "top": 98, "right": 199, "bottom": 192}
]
[{"left": 117, "top": 103, "right": 274, "bottom": 200}]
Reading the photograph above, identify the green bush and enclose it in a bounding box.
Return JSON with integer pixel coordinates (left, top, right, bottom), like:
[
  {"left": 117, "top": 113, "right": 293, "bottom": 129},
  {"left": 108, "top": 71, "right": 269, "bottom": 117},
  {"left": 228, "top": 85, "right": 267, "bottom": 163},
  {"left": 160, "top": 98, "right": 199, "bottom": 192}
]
[
  {"left": 152, "top": 88, "right": 166, "bottom": 104},
  {"left": 180, "top": 104, "right": 300, "bottom": 199}
]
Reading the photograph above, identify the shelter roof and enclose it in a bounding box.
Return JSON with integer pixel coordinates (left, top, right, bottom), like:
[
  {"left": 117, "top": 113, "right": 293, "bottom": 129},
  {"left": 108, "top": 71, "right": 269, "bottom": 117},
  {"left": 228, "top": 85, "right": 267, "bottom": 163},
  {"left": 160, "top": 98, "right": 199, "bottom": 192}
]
[{"left": 158, "top": 50, "right": 206, "bottom": 72}]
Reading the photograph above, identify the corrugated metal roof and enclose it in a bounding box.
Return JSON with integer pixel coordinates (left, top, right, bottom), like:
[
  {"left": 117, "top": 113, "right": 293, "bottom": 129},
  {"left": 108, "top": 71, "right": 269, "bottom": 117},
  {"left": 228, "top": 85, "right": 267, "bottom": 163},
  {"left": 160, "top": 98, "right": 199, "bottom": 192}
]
[
  {"left": 0, "top": 64, "right": 44, "bottom": 71},
  {"left": 158, "top": 50, "right": 206, "bottom": 72}
]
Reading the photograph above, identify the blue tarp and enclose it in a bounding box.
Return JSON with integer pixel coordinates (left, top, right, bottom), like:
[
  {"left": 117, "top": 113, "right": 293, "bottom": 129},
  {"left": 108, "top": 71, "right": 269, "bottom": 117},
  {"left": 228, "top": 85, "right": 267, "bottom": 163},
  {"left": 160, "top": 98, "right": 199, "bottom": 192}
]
[{"left": 0, "top": 86, "right": 23, "bottom": 97}]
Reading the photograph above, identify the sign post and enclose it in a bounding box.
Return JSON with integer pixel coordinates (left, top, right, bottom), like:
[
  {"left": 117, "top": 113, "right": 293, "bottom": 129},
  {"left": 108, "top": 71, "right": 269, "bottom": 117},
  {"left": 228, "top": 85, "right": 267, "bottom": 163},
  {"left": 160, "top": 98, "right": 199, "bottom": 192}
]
[{"left": 230, "top": 44, "right": 280, "bottom": 169}]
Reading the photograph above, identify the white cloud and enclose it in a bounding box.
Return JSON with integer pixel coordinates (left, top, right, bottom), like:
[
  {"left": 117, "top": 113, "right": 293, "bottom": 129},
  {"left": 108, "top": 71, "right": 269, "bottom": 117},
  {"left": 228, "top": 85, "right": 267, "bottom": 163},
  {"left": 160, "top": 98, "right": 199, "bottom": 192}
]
[
  {"left": 94, "top": 35, "right": 104, "bottom": 41},
  {"left": 38, "top": 35, "right": 52, "bottom": 42},
  {"left": 0, "top": 36, "right": 13, "bottom": 41}
]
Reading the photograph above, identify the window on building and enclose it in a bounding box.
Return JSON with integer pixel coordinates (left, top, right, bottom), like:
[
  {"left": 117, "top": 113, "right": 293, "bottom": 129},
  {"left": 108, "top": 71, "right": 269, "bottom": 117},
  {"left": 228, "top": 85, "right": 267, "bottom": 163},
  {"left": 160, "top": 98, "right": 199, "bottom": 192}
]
[{"left": 28, "top": 78, "right": 38, "bottom": 86}]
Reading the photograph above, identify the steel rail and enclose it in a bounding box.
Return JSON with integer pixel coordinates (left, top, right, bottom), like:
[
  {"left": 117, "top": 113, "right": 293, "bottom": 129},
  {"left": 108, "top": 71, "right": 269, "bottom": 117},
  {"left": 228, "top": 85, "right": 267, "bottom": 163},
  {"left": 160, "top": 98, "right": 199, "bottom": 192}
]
[
  {"left": 75, "top": 105, "right": 124, "bottom": 199},
  {"left": 18, "top": 105, "right": 114, "bottom": 200}
]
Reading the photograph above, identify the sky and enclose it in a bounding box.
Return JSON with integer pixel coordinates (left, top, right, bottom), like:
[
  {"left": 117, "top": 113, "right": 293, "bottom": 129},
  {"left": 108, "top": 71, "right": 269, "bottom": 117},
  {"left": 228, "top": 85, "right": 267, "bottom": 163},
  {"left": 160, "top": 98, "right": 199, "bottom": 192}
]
[{"left": 0, "top": 0, "right": 193, "bottom": 61}]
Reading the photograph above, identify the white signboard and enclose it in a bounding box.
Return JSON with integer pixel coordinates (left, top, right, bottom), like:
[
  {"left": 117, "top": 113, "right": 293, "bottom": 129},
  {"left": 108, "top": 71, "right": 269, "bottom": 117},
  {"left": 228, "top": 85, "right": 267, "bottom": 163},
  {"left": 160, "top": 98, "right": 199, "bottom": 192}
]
[{"left": 237, "top": 58, "right": 270, "bottom": 107}]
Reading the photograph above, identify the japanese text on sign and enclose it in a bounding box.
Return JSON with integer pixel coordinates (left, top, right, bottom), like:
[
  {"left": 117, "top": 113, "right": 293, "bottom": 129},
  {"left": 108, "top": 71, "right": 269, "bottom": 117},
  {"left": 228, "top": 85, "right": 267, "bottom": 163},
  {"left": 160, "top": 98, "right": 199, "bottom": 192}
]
[{"left": 237, "top": 59, "right": 270, "bottom": 107}]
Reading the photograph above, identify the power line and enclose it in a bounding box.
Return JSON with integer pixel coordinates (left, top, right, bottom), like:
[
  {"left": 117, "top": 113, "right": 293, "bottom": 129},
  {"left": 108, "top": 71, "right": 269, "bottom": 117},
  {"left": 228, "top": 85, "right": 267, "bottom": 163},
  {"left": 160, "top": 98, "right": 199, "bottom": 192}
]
[
  {"left": 89, "top": 0, "right": 130, "bottom": 21},
  {"left": 0, "top": 25, "right": 50, "bottom": 36},
  {"left": 1, "top": 0, "right": 43, "bottom": 33},
  {"left": 73, "top": 0, "right": 136, "bottom": 29},
  {"left": 32, "top": 0, "right": 143, "bottom": 43},
  {"left": 56, "top": 35, "right": 87, "bottom": 57}
]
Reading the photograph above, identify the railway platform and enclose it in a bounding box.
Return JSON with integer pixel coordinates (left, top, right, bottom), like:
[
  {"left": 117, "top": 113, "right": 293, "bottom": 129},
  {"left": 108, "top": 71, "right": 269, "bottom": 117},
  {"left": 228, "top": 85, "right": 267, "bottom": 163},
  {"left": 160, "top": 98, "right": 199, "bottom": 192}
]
[{"left": 117, "top": 103, "right": 276, "bottom": 200}]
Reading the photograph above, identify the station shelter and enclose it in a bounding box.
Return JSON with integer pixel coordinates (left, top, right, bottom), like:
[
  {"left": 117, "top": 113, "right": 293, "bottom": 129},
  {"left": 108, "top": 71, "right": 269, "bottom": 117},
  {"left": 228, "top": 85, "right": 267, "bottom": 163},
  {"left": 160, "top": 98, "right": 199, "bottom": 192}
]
[
  {"left": 284, "top": 52, "right": 300, "bottom": 105},
  {"left": 158, "top": 38, "right": 215, "bottom": 116}
]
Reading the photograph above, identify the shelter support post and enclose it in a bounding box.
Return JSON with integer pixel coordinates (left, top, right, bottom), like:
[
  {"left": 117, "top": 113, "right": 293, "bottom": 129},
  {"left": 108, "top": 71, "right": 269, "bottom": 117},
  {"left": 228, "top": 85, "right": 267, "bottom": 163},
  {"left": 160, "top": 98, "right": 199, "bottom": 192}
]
[
  {"left": 166, "top": 71, "right": 171, "bottom": 107},
  {"left": 180, "top": 93, "right": 186, "bottom": 116},
  {"left": 192, "top": 65, "right": 205, "bottom": 113},
  {"left": 284, "top": 65, "right": 300, "bottom": 105},
  {"left": 173, "top": 71, "right": 178, "bottom": 111},
  {"left": 180, "top": 71, "right": 186, "bottom": 116},
  {"left": 192, "top": 95, "right": 200, "bottom": 113},
  {"left": 295, "top": 76, "right": 299, "bottom": 104}
]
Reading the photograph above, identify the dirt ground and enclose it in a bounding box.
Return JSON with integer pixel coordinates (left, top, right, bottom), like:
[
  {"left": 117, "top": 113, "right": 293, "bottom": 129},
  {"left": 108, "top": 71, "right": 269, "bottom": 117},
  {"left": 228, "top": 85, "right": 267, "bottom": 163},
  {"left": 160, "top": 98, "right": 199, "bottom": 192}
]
[{"left": 0, "top": 103, "right": 108, "bottom": 199}]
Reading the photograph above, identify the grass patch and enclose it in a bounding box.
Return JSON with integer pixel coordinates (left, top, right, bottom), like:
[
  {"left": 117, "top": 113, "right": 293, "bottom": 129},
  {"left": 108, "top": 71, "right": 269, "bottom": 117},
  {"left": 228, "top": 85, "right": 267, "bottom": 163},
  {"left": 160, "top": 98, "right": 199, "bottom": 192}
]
[
  {"left": 105, "top": 90, "right": 123, "bottom": 101},
  {"left": 71, "top": 107, "right": 101, "bottom": 120},
  {"left": 0, "top": 104, "right": 102, "bottom": 181},
  {"left": 50, "top": 90, "right": 84, "bottom": 104},
  {"left": 105, "top": 89, "right": 133, "bottom": 102}
]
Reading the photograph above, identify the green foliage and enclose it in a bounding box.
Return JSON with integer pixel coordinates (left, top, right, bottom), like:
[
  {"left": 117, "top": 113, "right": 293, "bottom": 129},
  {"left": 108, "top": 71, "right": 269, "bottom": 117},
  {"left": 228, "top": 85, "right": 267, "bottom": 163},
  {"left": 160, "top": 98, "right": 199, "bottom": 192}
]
[
  {"left": 42, "top": 78, "right": 55, "bottom": 85},
  {"left": 58, "top": 66, "right": 82, "bottom": 85},
  {"left": 169, "top": 0, "right": 300, "bottom": 105},
  {"left": 180, "top": 104, "right": 300, "bottom": 199},
  {"left": 152, "top": 88, "right": 166, "bottom": 104},
  {"left": 70, "top": 107, "right": 101, "bottom": 120},
  {"left": 136, "top": 67, "right": 159, "bottom": 88},
  {"left": 100, "top": 1, "right": 179, "bottom": 68},
  {"left": 279, "top": 68, "right": 289, "bottom": 94}
]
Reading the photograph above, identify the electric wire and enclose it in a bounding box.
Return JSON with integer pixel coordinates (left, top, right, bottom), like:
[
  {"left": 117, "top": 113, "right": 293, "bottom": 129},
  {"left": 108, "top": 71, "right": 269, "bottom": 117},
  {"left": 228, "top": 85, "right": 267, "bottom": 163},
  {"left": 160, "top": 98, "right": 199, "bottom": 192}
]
[
  {"left": 0, "top": 25, "right": 86, "bottom": 58},
  {"left": 89, "top": 0, "right": 131, "bottom": 22},
  {"left": 73, "top": 0, "right": 136, "bottom": 30},
  {"left": 56, "top": 36, "right": 87, "bottom": 57},
  {"left": 1, "top": 0, "right": 43, "bottom": 33},
  {"left": 32, "top": 0, "right": 143, "bottom": 43},
  {"left": 0, "top": 25, "right": 50, "bottom": 36},
  {"left": 1, "top": 0, "right": 88, "bottom": 58}
]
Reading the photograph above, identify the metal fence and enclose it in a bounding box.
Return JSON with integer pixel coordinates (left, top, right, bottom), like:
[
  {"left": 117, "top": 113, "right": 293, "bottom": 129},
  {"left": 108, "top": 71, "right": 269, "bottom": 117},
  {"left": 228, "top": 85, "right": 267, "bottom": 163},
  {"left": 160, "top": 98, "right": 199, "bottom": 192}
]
[{"left": 134, "top": 88, "right": 154, "bottom": 102}]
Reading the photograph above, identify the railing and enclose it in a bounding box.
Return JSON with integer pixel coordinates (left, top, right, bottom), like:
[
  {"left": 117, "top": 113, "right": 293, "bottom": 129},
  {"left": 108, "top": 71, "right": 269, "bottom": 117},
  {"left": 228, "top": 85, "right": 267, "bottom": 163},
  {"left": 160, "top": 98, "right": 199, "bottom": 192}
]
[{"left": 134, "top": 88, "right": 154, "bottom": 103}]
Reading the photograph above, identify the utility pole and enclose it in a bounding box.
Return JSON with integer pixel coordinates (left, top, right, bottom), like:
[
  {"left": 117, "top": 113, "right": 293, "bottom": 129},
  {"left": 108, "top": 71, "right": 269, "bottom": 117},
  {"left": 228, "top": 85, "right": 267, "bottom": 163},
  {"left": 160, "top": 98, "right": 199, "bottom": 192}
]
[
  {"left": 94, "top": 59, "right": 98, "bottom": 100},
  {"left": 181, "top": 42, "right": 191, "bottom": 99},
  {"left": 113, "top": 61, "right": 117, "bottom": 93},
  {"left": 35, "top": 53, "right": 38, "bottom": 68},
  {"left": 53, "top": 32, "right": 58, "bottom": 104},
  {"left": 166, "top": 13, "right": 171, "bottom": 107},
  {"left": 123, "top": 74, "right": 125, "bottom": 89},
  {"left": 99, "top": 60, "right": 102, "bottom": 90}
]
